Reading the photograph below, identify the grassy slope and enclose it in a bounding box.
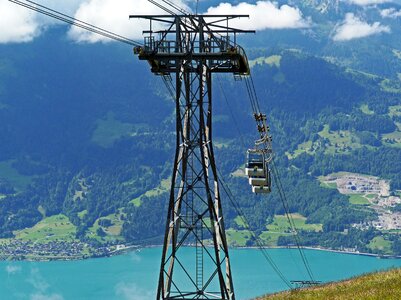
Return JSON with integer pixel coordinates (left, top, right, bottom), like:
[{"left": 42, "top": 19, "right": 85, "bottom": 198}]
[
  {"left": 13, "top": 214, "right": 76, "bottom": 243},
  {"left": 348, "top": 194, "right": 371, "bottom": 205},
  {"left": 86, "top": 210, "right": 125, "bottom": 243},
  {"left": 287, "top": 124, "right": 369, "bottom": 159},
  {"left": 91, "top": 112, "right": 136, "bottom": 148},
  {"left": 267, "top": 214, "right": 322, "bottom": 233},
  {"left": 0, "top": 160, "right": 34, "bottom": 190},
  {"left": 228, "top": 214, "right": 322, "bottom": 247},
  {"left": 129, "top": 177, "right": 170, "bottom": 207},
  {"left": 368, "top": 236, "right": 392, "bottom": 254},
  {"left": 258, "top": 268, "right": 401, "bottom": 300}
]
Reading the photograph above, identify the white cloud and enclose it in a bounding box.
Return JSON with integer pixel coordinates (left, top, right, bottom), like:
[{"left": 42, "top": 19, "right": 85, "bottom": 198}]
[
  {"left": 68, "top": 0, "right": 189, "bottom": 43},
  {"left": 42, "top": 0, "right": 84, "bottom": 15},
  {"left": 0, "top": 0, "right": 309, "bottom": 44},
  {"left": 206, "top": 1, "right": 310, "bottom": 30},
  {"left": 27, "top": 268, "right": 64, "bottom": 300},
  {"left": 332, "top": 13, "right": 390, "bottom": 41},
  {"left": 30, "top": 293, "right": 64, "bottom": 300},
  {"left": 27, "top": 268, "right": 50, "bottom": 292},
  {"left": 6, "top": 265, "right": 22, "bottom": 274},
  {"left": 0, "top": 0, "right": 84, "bottom": 44},
  {"left": 0, "top": 0, "right": 187, "bottom": 44},
  {"left": 348, "top": 0, "right": 392, "bottom": 5},
  {"left": 381, "top": 7, "right": 401, "bottom": 18},
  {"left": 115, "top": 282, "right": 153, "bottom": 300},
  {"left": 0, "top": 1, "right": 40, "bottom": 43},
  {"left": 129, "top": 251, "right": 142, "bottom": 262}
]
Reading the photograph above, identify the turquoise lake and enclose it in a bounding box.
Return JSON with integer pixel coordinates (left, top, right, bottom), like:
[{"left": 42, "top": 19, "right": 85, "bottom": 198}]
[{"left": 2, "top": 247, "right": 401, "bottom": 300}]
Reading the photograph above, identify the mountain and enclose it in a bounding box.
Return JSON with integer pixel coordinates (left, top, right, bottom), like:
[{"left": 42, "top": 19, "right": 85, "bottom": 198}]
[
  {"left": 1, "top": 6, "right": 401, "bottom": 258},
  {"left": 241, "top": 0, "right": 401, "bottom": 81},
  {"left": 299, "top": 0, "right": 340, "bottom": 14}
]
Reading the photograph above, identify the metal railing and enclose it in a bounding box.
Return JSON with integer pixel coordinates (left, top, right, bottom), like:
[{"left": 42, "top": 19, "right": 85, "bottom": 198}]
[{"left": 143, "top": 35, "right": 242, "bottom": 55}]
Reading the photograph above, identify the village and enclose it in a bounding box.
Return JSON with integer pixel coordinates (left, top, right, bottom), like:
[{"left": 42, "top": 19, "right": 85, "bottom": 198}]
[
  {"left": 321, "top": 172, "right": 401, "bottom": 231},
  {"left": 0, "top": 239, "right": 116, "bottom": 260}
]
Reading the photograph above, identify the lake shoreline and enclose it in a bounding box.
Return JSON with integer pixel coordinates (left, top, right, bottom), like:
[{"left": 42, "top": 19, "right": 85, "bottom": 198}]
[
  {"left": 3, "top": 247, "right": 401, "bottom": 299},
  {"left": 300, "top": 246, "right": 401, "bottom": 259},
  {"left": 1, "top": 242, "right": 400, "bottom": 261}
]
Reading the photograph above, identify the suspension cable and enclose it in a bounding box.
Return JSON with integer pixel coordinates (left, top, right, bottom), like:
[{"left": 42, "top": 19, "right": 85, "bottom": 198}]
[
  {"left": 217, "top": 169, "right": 293, "bottom": 289},
  {"left": 161, "top": 75, "right": 176, "bottom": 104},
  {"left": 245, "top": 75, "right": 262, "bottom": 115},
  {"left": 217, "top": 76, "right": 247, "bottom": 149},
  {"left": 243, "top": 72, "right": 316, "bottom": 282},
  {"left": 161, "top": 0, "right": 190, "bottom": 15},
  {"left": 9, "top": 0, "right": 143, "bottom": 46},
  {"left": 249, "top": 74, "right": 262, "bottom": 113},
  {"left": 148, "top": 0, "right": 176, "bottom": 15},
  {"left": 245, "top": 77, "right": 258, "bottom": 115},
  {"left": 271, "top": 159, "right": 315, "bottom": 282}
]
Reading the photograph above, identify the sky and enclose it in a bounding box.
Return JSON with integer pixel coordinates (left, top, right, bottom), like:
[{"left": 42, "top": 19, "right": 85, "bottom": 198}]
[{"left": 0, "top": 0, "right": 399, "bottom": 44}]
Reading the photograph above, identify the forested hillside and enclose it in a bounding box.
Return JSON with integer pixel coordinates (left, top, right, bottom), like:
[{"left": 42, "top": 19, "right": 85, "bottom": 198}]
[{"left": 1, "top": 21, "right": 401, "bottom": 257}]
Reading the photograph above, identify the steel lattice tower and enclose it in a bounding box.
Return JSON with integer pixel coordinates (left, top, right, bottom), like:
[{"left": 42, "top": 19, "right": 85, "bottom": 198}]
[{"left": 132, "top": 14, "right": 253, "bottom": 300}]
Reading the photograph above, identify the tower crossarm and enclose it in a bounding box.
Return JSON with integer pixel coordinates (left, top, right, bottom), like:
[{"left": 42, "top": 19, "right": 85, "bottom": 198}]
[
  {"left": 131, "top": 12, "right": 256, "bottom": 300},
  {"left": 131, "top": 15, "right": 254, "bottom": 75}
]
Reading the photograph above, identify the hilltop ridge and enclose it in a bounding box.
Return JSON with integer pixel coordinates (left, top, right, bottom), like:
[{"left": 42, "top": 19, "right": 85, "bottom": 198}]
[{"left": 258, "top": 268, "right": 401, "bottom": 300}]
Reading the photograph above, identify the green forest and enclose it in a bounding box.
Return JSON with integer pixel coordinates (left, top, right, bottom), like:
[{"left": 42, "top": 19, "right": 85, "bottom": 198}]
[{"left": 1, "top": 28, "right": 401, "bottom": 257}]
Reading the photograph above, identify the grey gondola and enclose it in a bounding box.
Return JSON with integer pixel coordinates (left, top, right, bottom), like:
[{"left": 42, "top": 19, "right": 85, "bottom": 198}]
[{"left": 245, "top": 151, "right": 272, "bottom": 193}]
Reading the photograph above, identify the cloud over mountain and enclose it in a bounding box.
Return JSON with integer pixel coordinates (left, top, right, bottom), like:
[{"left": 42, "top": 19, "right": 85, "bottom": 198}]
[
  {"left": 381, "top": 7, "right": 401, "bottom": 18},
  {"left": 206, "top": 1, "right": 310, "bottom": 30},
  {"left": 332, "top": 13, "right": 390, "bottom": 41},
  {"left": 0, "top": 0, "right": 84, "bottom": 44},
  {"left": 348, "top": 0, "right": 392, "bottom": 5},
  {"left": 0, "top": 1, "right": 39, "bottom": 43},
  {"left": 0, "top": 0, "right": 187, "bottom": 44},
  {"left": 68, "top": 0, "right": 189, "bottom": 43}
]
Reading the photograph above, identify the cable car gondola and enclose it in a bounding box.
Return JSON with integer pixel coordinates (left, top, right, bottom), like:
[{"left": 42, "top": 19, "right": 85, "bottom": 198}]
[
  {"left": 246, "top": 150, "right": 271, "bottom": 194},
  {"left": 245, "top": 113, "right": 272, "bottom": 194}
]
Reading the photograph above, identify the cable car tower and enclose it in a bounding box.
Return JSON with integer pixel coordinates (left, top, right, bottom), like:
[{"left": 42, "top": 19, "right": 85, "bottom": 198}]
[
  {"left": 131, "top": 11, "right": 254, "bottom": 300},
  {"left": 9, "top": 0, "right": 317, "bottom": 297}
]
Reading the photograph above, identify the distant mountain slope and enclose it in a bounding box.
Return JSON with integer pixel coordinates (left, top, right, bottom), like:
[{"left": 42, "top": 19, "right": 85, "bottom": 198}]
[
  {"left": 240, "top": 0, "right": 401, "bottom": 80},
  {"left": 1, "top": 27, "right": 401, "bottom": 256},
  {"left": 258, "top": 268, "right": 401, "bottom": 300}
]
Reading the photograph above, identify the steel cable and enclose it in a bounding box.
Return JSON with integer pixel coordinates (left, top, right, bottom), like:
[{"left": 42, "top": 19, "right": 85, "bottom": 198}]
[
  {"left": 9, "top": 0, "right": 143, "bottom": 46},
  {"left": 223, "top": 69, "right": 317, "bottom": 283},
  {"left": 217, "top": 169, "right": 294, "bottom": 289}
]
